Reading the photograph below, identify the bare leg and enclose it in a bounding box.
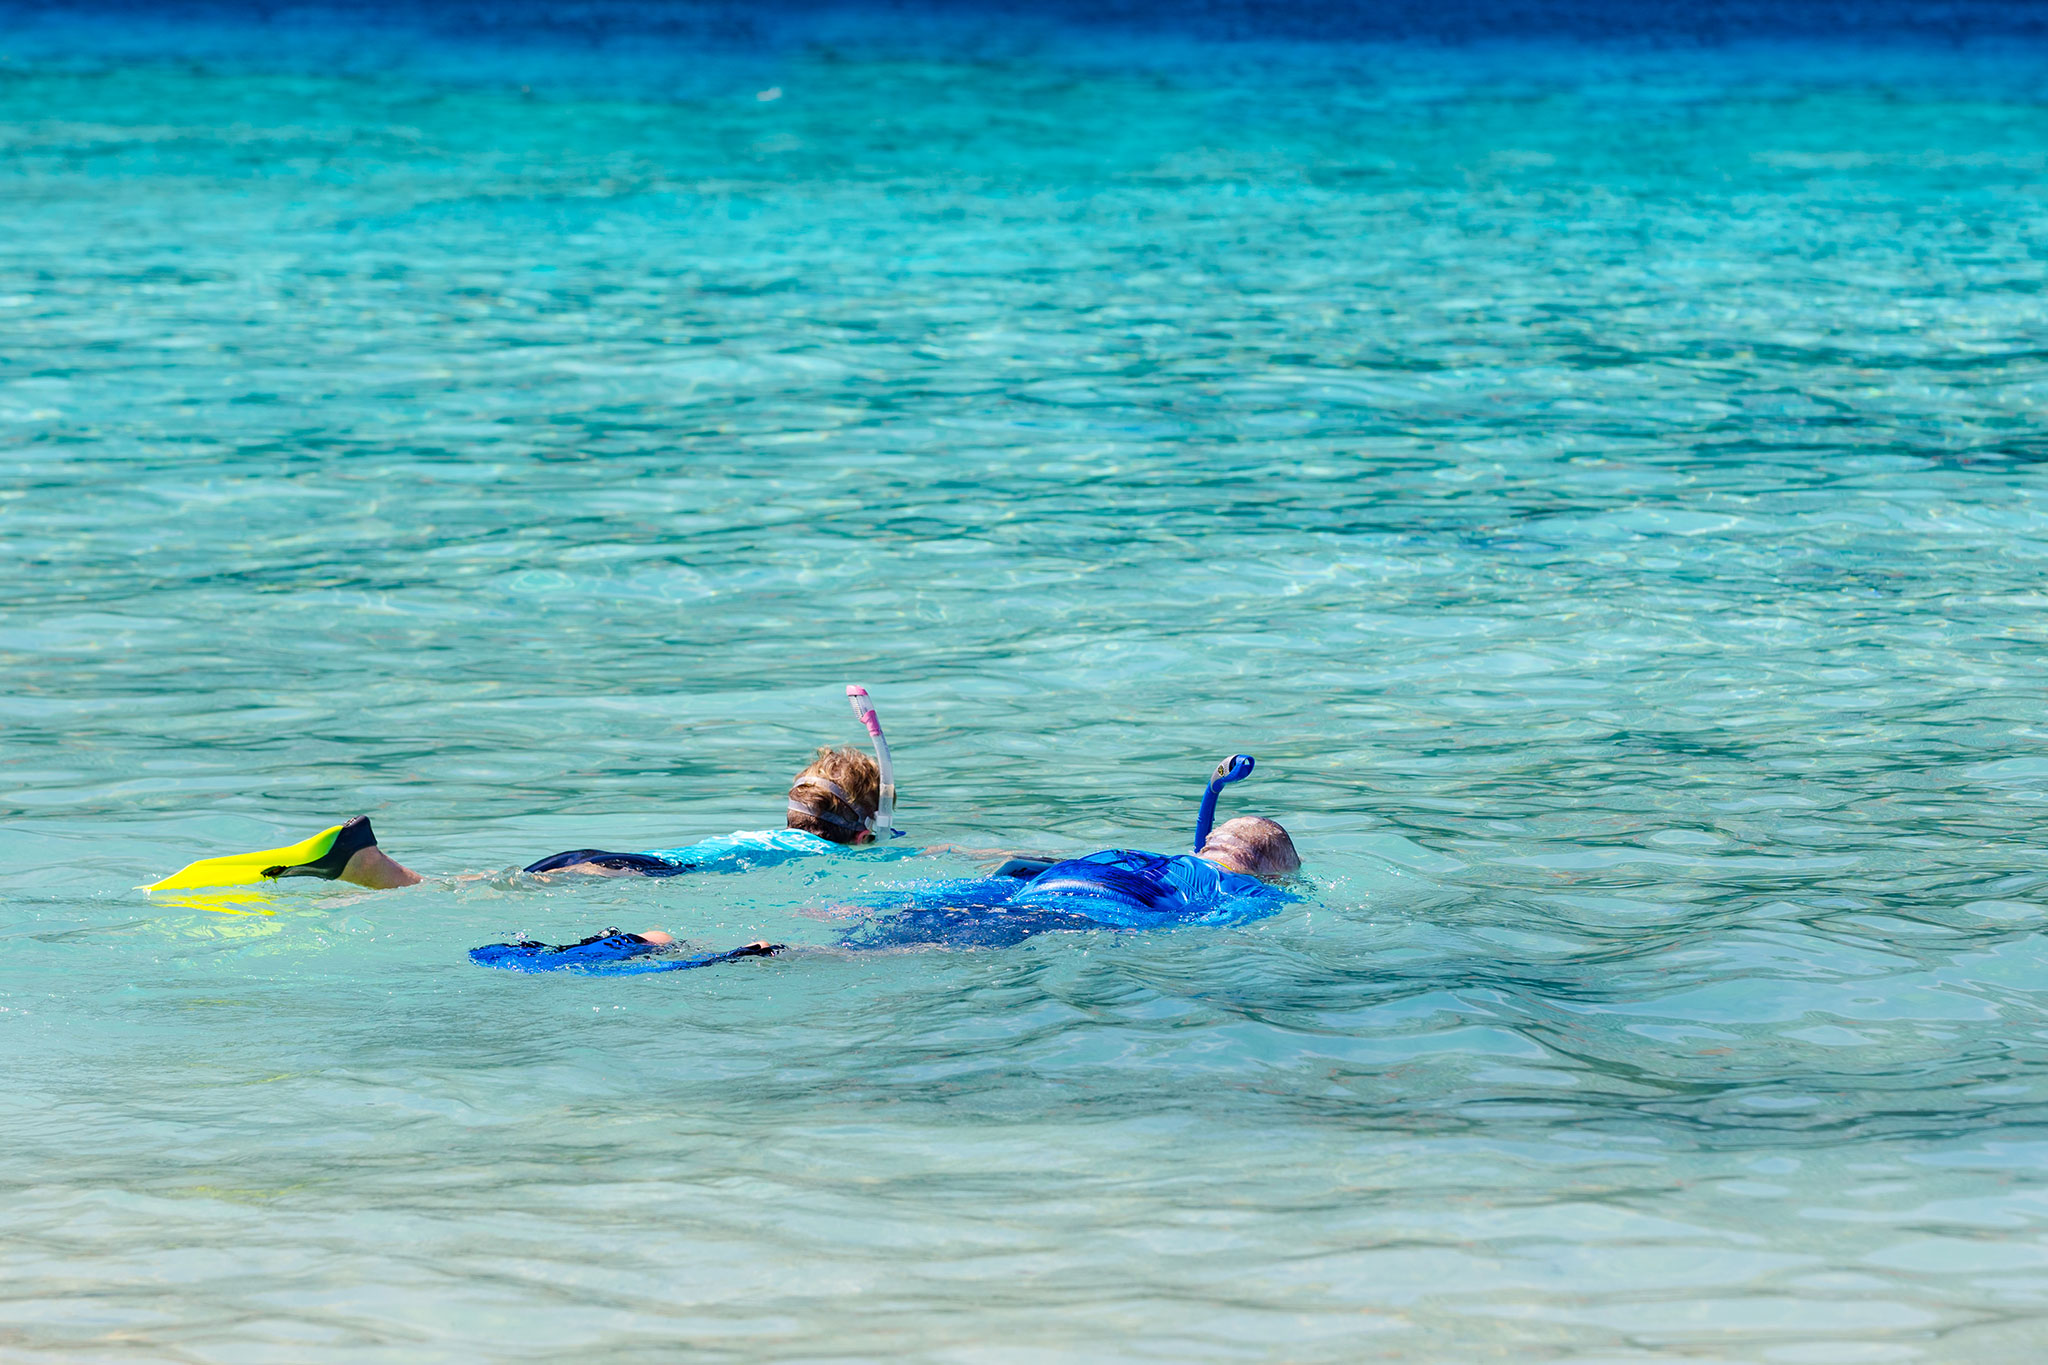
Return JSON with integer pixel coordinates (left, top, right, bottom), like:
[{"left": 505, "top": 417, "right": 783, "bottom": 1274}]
[
  {"left": 340, "top": 844, "right": 423, "bottom": 889},
  {"left": 633, "top": 931, "right": 776, "bottom": 954},
  {"left": 557, "top": 861, "right": 639, "bottom": 878}
]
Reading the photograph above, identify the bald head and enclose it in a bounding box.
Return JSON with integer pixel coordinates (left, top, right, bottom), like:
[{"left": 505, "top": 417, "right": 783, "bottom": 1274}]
[{"left": 1197, "top": 816, "right": 1300, "bottom": 882}]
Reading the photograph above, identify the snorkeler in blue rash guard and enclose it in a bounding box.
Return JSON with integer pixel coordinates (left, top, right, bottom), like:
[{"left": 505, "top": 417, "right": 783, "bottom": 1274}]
[{"left": 840, "top": 817, "right": 1302, "bottom": 951}]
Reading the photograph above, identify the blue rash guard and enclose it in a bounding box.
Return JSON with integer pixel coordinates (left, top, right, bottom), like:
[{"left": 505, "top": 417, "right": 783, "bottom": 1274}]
[
  {"left": 1012, "top": 849, "right": 1288, "bottom": 927},
  {"left": 844, "top": 849, "right": 1293, "bottom": 950}
]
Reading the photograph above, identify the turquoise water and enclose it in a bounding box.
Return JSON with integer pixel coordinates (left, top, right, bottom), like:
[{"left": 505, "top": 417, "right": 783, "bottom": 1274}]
[{"left": 7, "top": 13, "right": 2048, "bottom": 1360}]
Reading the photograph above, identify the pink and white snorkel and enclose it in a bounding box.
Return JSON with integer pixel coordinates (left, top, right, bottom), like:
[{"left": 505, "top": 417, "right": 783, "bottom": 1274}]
[{"left": 846, "top": 684, "right": 897, "bottom": 841}]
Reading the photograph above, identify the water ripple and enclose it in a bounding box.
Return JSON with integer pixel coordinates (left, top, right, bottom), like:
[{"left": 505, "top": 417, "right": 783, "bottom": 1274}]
[{"left": 5, "top": 20, "right": 2048, "bottom": 1363}]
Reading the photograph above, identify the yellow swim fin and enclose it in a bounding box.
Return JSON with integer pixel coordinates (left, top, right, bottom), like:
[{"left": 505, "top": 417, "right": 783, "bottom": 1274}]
[{"left": 142, "top": 817, "right": 377, "bottom": 891}]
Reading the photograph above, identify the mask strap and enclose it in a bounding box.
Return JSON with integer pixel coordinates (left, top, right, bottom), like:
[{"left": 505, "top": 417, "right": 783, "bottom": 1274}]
[{"left": 786, "top": 797, "right": 867, "bottom": 835}]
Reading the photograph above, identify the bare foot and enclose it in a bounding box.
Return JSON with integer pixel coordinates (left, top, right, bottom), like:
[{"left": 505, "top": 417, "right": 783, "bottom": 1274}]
[{"left": 339, "top": 845, "right": 423, "bottom": 890}]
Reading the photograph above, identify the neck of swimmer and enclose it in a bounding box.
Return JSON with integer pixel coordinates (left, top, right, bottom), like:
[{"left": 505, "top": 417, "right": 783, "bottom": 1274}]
[{"left": 1195, "top": 849, "right": 1259, "bottom": 879}]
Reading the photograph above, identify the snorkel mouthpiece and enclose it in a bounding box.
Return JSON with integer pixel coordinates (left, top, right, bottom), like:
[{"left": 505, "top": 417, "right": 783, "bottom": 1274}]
[
  {"left": 846, "top": 685, "right": 897, "bottom": 841},
  {"left": 1193, "top": 753, "right": 1255, "bottom": 852}
]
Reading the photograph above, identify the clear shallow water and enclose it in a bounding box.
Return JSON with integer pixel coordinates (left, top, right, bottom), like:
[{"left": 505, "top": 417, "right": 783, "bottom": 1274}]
[{"left": 5, "top": 8, "right": 2048, "bottom": 1360}]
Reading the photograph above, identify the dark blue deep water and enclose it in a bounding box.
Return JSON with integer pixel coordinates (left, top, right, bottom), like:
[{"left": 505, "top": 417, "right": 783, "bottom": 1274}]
[{"left": 5, "top": 3, "right": 2048, "bottom": 1359}]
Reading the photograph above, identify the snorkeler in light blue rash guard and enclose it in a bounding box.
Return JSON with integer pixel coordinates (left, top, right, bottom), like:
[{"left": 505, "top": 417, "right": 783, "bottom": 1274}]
[{"left": 141, "top": 718, "right": 900, "bottom": 893}]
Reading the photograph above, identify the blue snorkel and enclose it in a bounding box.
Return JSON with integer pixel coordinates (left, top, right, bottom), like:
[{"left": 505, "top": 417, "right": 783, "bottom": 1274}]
[{"left": 1193, "top": 754, "right": 1255, "bottom": 852}]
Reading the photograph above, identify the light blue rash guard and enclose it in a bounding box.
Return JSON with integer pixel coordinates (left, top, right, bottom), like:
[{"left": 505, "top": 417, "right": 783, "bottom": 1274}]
[
  {"left": 522, "top": 828, "right": 911, "bottom": 878},
  {"left": 637, "top": 828, "right": 848, "bottom": 873}
]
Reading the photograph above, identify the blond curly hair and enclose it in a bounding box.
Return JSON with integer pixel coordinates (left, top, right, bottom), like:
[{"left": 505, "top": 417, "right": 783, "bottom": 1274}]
[{"left": 785, "top": 745, "right": 881, "bottom": 845}]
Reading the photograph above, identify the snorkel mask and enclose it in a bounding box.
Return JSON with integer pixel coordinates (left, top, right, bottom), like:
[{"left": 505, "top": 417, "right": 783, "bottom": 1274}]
[
  {"left": 1193, "top": 753, "right": 1255, "bottom": 852},
  {"left": 846, "top": 684, "right": 897, "bottom": 842}
]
